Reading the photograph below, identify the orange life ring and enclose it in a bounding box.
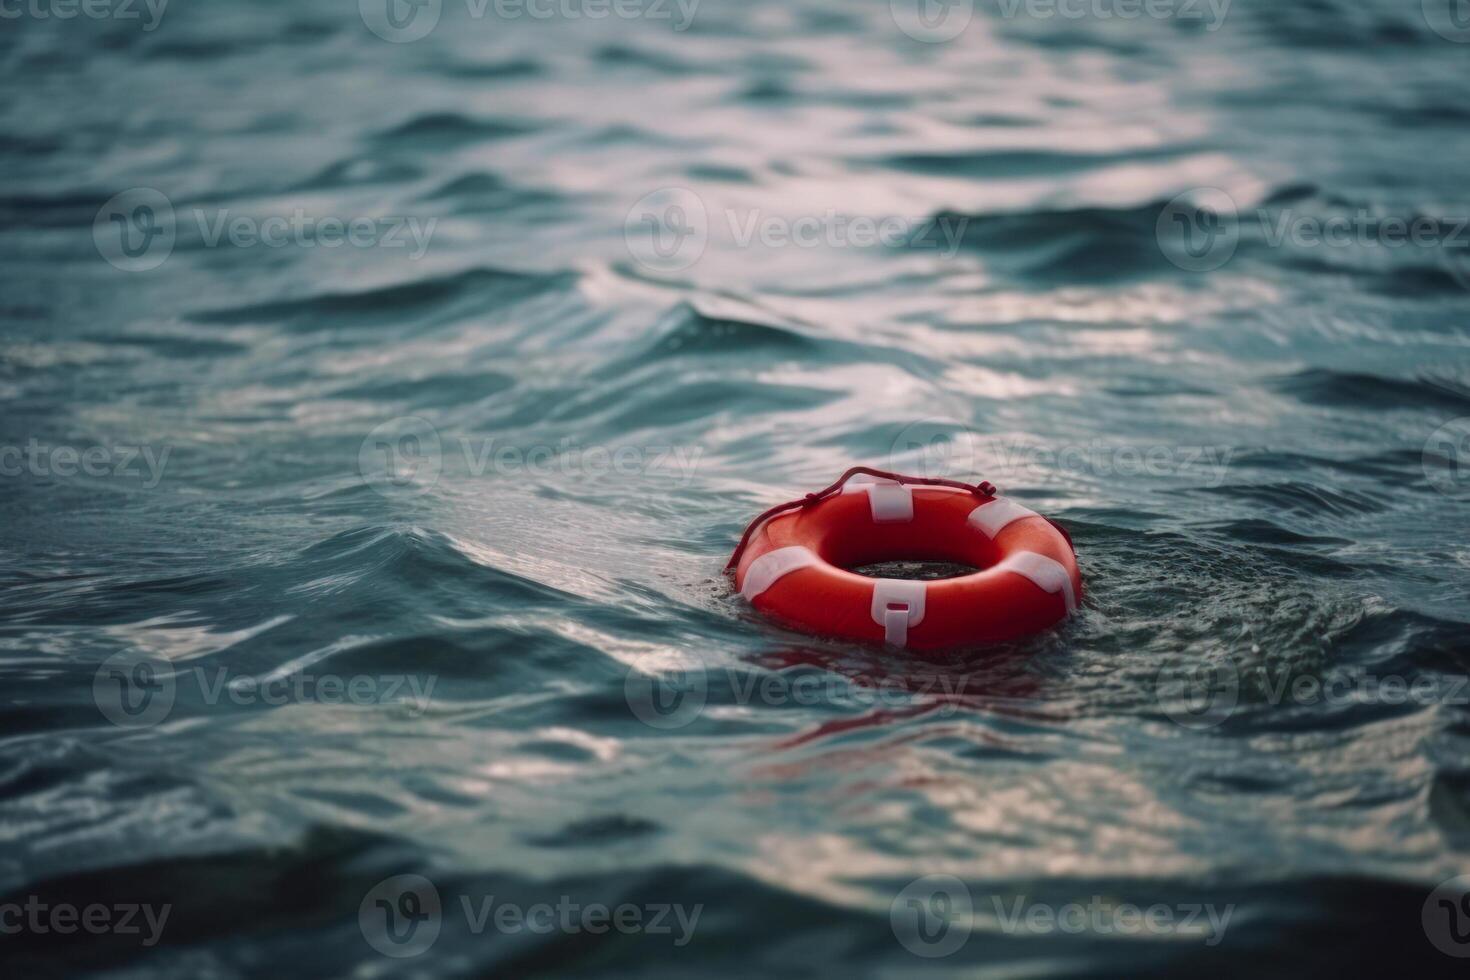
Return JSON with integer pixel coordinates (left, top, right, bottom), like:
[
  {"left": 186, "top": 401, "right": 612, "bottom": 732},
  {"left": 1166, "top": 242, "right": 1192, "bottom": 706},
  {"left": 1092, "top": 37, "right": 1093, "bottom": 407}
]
[{"left": 728, "top": 469, "right": 1081, "bottom": 651}]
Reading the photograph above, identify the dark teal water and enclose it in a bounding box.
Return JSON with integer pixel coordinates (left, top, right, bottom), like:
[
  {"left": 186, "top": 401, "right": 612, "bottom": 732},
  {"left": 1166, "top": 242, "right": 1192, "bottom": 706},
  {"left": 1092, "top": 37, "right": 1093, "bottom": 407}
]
[{"left": 3, "top": 0, "right": 1470, "bottom": 975}]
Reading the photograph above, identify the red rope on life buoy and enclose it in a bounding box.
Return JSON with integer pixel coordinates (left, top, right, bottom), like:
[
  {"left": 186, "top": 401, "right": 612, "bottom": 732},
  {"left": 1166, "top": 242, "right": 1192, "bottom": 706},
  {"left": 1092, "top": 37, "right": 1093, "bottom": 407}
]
[{"left": 724, "top": 466, "right": 996, "bottom": 572}]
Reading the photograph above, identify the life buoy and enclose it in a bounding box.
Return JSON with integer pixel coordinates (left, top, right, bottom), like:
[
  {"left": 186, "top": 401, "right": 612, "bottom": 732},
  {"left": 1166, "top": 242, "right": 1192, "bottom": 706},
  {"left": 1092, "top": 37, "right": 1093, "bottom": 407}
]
[{"left": 727, "top": 468, "right": 1081, "bottom": 651}]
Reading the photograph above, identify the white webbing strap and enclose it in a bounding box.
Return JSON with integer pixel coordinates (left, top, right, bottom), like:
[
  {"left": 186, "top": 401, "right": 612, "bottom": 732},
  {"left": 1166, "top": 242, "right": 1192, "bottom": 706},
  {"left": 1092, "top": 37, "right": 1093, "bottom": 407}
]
[
  {"left": 870, "top": 580, "right": 927, "bottom": 648},
  {"left": 995, "top": 551, "right": 1077, "bottom": 614},
  {"left": 740, "top": 546, "right": 820, "bottom": 600},
  {"left": 842, "top": 475, "right": 914, "bottom": 523},
  {"left": 968, "top": 497, "right": 1039, "bottom": 537}
]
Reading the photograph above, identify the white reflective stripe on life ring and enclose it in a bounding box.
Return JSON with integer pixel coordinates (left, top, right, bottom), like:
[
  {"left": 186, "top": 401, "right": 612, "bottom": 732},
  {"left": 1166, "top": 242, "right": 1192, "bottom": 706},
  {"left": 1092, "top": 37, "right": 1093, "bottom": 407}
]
[
  {"left": 842, "top": 476, "right": 914, "bottom": 523},
  {"left": 967, "top": 497, "right": 1039, "bottom": 538},
  {"left": 994, "top": 551, "right": 1078, "bottom": 614},
  {"left": 740, "top": 546, "right": 821, "bottom": 600},
  {"left": 870, "top": 579, "right": 927, "bottom": 648}
]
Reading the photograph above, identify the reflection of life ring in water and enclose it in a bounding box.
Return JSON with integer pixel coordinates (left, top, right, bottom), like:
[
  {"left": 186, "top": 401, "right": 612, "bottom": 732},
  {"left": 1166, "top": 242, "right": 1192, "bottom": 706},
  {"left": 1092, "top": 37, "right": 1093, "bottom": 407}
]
[
  {"left": 743, "top": 646, "right": 1046, "bottom": 753},
  {"left": 727, "top": 468, "right": 1081, "bottom": 652}
]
